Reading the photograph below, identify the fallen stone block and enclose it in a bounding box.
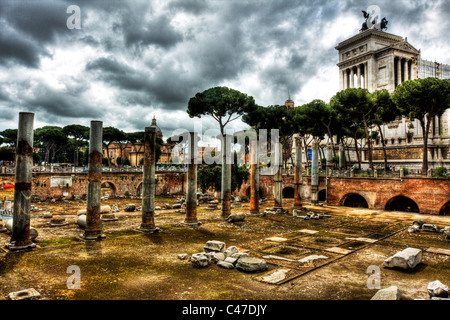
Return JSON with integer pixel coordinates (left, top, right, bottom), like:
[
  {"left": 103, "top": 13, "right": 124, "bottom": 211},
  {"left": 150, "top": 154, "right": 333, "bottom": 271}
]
[
  {"left": 408, "top": 225, "right": 420, "bottom": 233},
  {"left": 427, "top": 280, "right": 449, "bottom": 298},
  {"left": 211, "top": 252, "right": 225, "bottom": 262},
  {"left": 371, "top": 286, "right": 401, "bottom": 300},
  {"left": 230, "top": 252, "right": 249, "bottom": 260},
  {"left": 226, "top": 213, "right": 245, "bottom": 223},
  {"left": 383, "top": 247, "right": 422, "bottom": 270},
  {"left": 413, "top": 220, "right": 426, "bottom": 229},
  {"left": 224, "top": 256, "right": 238, "bottom": 265},
  {"left": 177, "top": 254, "right": 188, "bottom": 260},
  {"left": 190, "top": 253, "right": 211, "bottom": 268},
  {"left": 217, "top": 260, "right": 234, "bottom": 269},
  {"left": 298, "top": 255, "right": 329, "bottom": 264},
  {"left": 236, "top": 257, "right": 268, "bottom": 273},
  {"left": 261, "top": 269, "right": 290, "bottom": 284},
  {"left": 100, "top": 205, "right": 111, "bottom": 213},
  {"left": 7, "top": 288, "right": 41, "bottom": 300},
  {"left": 204, "top": 240, "right": 226, "bottom": 253},
  {"left": 225, "top": 246, "right": 239, "bottom": 257},
  {"left": 422, "top": 224, "right": 438, "bottom": 232}
]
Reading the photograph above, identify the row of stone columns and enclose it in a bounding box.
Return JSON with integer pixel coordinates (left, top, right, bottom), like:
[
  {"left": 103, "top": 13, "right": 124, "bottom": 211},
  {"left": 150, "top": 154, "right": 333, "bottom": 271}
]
[
  {"left": 342, "top": 63, "right": 368, "bottom": 90},
  {"left": 395, "top": 57, "right": 412, "bottom": 87}
]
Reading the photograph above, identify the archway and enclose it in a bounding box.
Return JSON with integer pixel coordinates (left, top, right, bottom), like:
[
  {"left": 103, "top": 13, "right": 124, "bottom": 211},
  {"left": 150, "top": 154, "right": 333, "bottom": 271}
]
[
  {"left": 282, "top": 186, "right": 295, "bottom": 199},
  {"left": 101, "top": 181, "right": 117, "bottom": 198},
  {"left": 439, "top": 201, "right": 450, "bottom": 216},
  {"left": 318, "top": 189, "right": 326, "bottom": 202},
  {"left": 342, "top": 194, "right": 369, "bottom": 208},
  {"left": 385, "top": 195, "right": 419, "bottom": 213}
]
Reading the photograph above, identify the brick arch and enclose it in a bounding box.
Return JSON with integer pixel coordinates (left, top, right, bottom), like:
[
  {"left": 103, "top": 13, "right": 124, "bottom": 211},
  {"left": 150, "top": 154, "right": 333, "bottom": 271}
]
[
  {"left": 101, "top": 181, "right": 117, "bottom": 197},
  {"left": 318, "top": 189, "right": 327, "bottom": 202},
  {"left": 340, "top": 193, "right": 369, "bottom": 208},
  {"left": 439, "top": 200, "right": 450, "bottom": 216},
  {"left": 282, "top": 186, "right": 295, "bottom": 198},
  {"left": 385, "top": 194, "right": 420, "bottom": 213}
]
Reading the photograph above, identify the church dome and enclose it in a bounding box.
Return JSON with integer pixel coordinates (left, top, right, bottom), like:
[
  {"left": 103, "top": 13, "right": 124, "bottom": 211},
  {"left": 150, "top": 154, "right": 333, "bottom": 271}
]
[{"left": 150, "top": 116, "right": 163, "bottom": 139}]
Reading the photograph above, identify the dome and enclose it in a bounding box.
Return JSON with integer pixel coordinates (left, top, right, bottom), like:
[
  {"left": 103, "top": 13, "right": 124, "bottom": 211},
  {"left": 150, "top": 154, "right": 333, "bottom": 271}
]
[{"left": 150, "top": 116, "right": 163, "bottom": 139}]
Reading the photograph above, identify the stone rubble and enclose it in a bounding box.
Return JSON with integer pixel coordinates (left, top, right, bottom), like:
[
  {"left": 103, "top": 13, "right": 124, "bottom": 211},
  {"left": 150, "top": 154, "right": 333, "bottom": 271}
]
[
  {"left": 383, "top": 247, "right": 422, "bottom": 270},
  {"left": 371, "top": 286, "right": 401, "bottom": 300},
  {"left": 188, "top": 241, "right": 267, "bottom": 273},
  {"left": 427, "top": 280, "right": 449, "bottom": 298}
]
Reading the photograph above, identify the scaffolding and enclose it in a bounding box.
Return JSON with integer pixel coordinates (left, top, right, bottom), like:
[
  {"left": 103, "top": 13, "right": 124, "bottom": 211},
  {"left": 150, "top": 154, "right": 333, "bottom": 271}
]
[{"left": 418, "top": 57, "right": 450, "bottom": 79}]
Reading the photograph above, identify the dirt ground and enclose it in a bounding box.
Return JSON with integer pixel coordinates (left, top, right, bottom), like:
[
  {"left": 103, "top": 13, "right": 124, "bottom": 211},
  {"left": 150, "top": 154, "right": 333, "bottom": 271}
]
[{"left": 0, "top": 189, "right": 449, "bottom": 302}]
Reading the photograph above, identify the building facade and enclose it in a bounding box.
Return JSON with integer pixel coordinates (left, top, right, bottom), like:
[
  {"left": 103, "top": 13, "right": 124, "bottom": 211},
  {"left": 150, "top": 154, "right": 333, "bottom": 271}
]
[{"left": 335, "top": 29, "right": 450, "bottom": 170}]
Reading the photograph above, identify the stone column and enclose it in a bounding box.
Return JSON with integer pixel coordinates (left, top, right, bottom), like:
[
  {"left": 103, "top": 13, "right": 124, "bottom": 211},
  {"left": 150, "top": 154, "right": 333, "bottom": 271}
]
[
  {"left": 184, "top": 131, "right": 200, "bottom": 225},
  {"left": 221, "top": 134, "right": 232, "bottom": 219},
  {"left": 397, "top": 58, "right": 402, "bottom": 86},
  {"left": 8, "top": 112, "right": 36, "bottom": 251},
  {"left": 339, "top": 144, "right": 346, "bottom": 170},
  {"left": 357, "top": 65, "right": 361, "bottom": 88},
  {"left": 249, "top": 135, "right": 260, "bottom": 215},
  {"left": 364, "top": 62, "right": 369, "bottom": 89},
  {"left": 82, "top": 121, "right": 105, "bottom": 241},
  {"left": 325, "top": 143, "right": 333, "bottom": 204},
  {"left": 293, "top": 136, "right": 302, "bottom": 209},
  {"left": 404, "top": 59, "right": 409, "bottom": 82},
  {"left": 310, "top": 139, "right": 319, "bottom": 205},
  {"left": 138, "top": 125, "right": 159, "bottom": 232},
  {"left": 350, "top": 67, "right": 355, "bottom": 88},
  {"left": 273, "top": 140, "right": 283, "bottom": 209}
]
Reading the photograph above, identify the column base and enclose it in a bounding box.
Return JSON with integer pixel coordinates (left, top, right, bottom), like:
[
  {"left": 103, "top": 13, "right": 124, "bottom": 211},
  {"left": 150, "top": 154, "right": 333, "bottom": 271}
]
[
  {"left": 79, "top": 233, "right": 106, "bottom": 241},
  {"left": 181, "top": 221, "right": 202, "bottom": 227},
  {"left": 136, "top": 227, "right": 160, "bottom": 234},
  {"left": 5, "top": 241, "right": 36, "bottom": 252}
]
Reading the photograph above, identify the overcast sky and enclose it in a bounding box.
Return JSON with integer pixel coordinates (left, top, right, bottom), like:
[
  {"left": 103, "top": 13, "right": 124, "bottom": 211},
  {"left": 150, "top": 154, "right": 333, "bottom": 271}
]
[{"left": 1, "top": 0, "right": 449, "bottom": 144}]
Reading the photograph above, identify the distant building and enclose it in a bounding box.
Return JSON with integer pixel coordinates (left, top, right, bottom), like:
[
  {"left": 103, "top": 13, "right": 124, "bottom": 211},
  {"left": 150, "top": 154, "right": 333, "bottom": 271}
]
[{"left": 335, "top": 28, "right": 449, "bottom": 170}]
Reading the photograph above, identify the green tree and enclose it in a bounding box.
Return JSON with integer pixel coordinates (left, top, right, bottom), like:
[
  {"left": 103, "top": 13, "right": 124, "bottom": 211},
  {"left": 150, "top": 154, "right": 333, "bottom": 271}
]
[
  {"left": 393, "top": 78, "right": 450, "bottom": 172},
  {"left": 372, "top": 89, "right": 399, "bottom": 171},
  {"left": 63, "top": 124, "right": 89, "bottom": 166},
  {"left": 102, "top": 126, "right": 123, "bottom": 167},
  {"left": 331, "top": 88, "right": 375, "bottom": 170},
  {"left": 187, "top": 86, "right": 257, "bottom": 135},
  {"left": 0, "top": 129, "right": 18, "bottom": 148},
  {"left": 34, "top": 126, "right": 68, "bottom": 164}
]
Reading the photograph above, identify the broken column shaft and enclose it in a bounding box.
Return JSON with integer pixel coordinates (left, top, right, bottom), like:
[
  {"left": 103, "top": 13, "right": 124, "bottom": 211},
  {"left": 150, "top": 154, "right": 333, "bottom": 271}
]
[
  {"left": 82, "top": 121, "right": 105, "bottom": 240},
  {"left": 339, "top": 144, "right": 346, "bottom": 170},
  {"left": 325, "top": 143, "right": 333, "bottom": 204},
  {"left": 249, "top": 137, "right": 260, "bottom": 215},
  {"left": 273, "top": 141, "right": 283, "bottom": 209},
  {"left": 293, "top": 136, "right": 302, "bottom": 209},
  {"left": 184, "top": 131, "right": 200, "bottom": 225},
  {"left": 221, "top": 134, "right": 232, "bottom": 219},
  {"left": 311, "top": 139, "right": 319, "bottom": 205},
  {"left": 138, "top": 125, "right": 159, "bottom": 232},
  {"left": 8, "top": 112, "right": 36, "bottom": 251}
]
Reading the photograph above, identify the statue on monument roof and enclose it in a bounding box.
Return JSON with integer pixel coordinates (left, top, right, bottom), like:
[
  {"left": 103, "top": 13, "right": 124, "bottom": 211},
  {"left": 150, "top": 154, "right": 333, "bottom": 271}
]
[{"left": 360, "top": 5, "right": 388, "bottom": 32}]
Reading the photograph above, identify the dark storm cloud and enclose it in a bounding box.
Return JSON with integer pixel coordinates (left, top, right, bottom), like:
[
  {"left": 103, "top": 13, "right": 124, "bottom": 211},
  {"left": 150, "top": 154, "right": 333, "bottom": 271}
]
[{"left": 23, "top": 82, "right": 100, "bottom": 118}]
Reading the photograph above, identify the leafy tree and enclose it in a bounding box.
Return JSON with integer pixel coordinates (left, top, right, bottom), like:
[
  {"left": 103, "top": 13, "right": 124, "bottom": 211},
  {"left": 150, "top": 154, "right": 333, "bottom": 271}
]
[
  {"left": 0, "top": 129, "right": 18, "bottom": 148},
  {"left": 372, "top": 89, "right": 399, "bottom": 171},
  {"left": 187, "top": 86, "right": 257, "bottom": 135},
  {"left": 102, "top": 126, "right": 123, "bottom": 166},
  {"left": 331, "top": 88, "right": 375, "bottom": 170},
  {"left": 63, "top": 124, "right": 89, "bottom": 166},
  {"left": 34, "top": 126, "right": 68, "bottom": 164},
  {"left": 393, "top": 78, "right": 450, "bottom": 172}
]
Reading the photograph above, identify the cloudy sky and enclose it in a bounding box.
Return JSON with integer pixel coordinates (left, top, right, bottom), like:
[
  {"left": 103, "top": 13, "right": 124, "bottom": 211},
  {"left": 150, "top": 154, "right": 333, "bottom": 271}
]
[{"left": 1, "top": 0, "right": 449, "bottom": 144}]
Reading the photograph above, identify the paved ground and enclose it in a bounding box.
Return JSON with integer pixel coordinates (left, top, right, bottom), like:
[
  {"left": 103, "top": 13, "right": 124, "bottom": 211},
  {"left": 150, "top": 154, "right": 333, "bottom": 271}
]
[{"left": 0, "top": 196, "right": 449, "bottom": 301}]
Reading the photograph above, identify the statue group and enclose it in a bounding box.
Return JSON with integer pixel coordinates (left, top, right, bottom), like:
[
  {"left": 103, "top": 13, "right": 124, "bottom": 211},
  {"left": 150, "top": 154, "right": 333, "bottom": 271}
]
[{"left": 360, "top": 5, "right": 388, "bottom": 32}]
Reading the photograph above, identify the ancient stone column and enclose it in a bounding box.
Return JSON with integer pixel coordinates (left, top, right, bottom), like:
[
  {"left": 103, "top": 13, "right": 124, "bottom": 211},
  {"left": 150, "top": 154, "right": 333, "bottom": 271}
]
[
  {"left": 8, "top": 112, "right": 36, "bottom": 251},
  {"left": 325, "top": 143, "right": 333, "bottom": 204},
  {"left": 221, "top": 134, "right": 232, "bottom": 219},
  {"left": 357, "top": 65, "right": 362, "bottom": 88},
  {"left": 404, "top": 59, "right": 409, "bottom": 81},
  {"left": 339, "top": 144, "right": 346, "bottom": 170},
  {"left": 310, "top": 139, "right": 319, "bottom": 205},
  {"left": 184, "top": 131, "right": 200, "bottom": 225},
  {"left": 273, "top": 140, "right": 283, "bottom": 209},
  {"left": 138, "top": 125, "right": 159, "bottom": 233},
  {"left": 350, "top": 67, "right": 355, "bottom": 88},
  {"left": 293, "top": 136, "right": 302, "bottom": 209},
  {"left": 397, "top": 58, "right": 402, "bottom": 86},
  {"left": 249, "top": 135, "right": 260, "bottom": 215},
  {"left": 82, "top": 121, "right": 105, "bottom": 241}
]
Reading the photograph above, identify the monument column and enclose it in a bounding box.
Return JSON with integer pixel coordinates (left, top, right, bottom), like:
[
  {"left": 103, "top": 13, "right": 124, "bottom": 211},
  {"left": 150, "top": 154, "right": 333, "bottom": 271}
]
[
  {"left": 310, "top": 139, "right": 319, "bottom": 205},
  {"left": 273, "top": 140, "right": 283, "bottom": 209},
  {"left": 8, "top": 112, "right": 36, "bottom": 251},
  {"left": 397, "top": 57, "right": 402, "bottom": 86},
  {"left": 357, "top": 65, "right": 362, "bottom": 88},
  {"left": 293, "top": 136, "right": 302, "bottom": 209},
  {"left": 82, "top": 121, "right": 105, "bottom": 241},
  {"left": 350, "top": 67, "right": 355, "bottom": 88},
  {"left": 249, "top": 134, "right": 260, "bottom": 215},
  {"left": 184, "top": 131, "right": 200, "bottom": 226},
  {"left": 221, "top": 134, "right": 232, "bottom": 219},
  {"left": 403, "top": 59, "right": 409, "bottom": 82},
  {"left": 138, "top": 125, "right": 159, "bottom": 233}
]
